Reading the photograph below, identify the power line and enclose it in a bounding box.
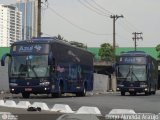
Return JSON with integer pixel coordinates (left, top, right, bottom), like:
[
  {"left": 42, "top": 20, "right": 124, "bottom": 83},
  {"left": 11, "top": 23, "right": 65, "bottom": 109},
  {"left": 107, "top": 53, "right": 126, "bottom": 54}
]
[
  {"left": 91, "top": 0, "right": 113, "bottom": 15},
  {"left": 82, "top": 0, "right": 110, "bottom": 16},
  {"left": 117, "top": 22, "right": 134, "bottom": 33},
  {"left": 77, "top": 0, "right": 109, "bottom": 17},
  {"left": 124, "top": 18, "right": 142, "bottom": 32},
  {"left": 47, "top": 6, "right": 112, "bottom": 36}
]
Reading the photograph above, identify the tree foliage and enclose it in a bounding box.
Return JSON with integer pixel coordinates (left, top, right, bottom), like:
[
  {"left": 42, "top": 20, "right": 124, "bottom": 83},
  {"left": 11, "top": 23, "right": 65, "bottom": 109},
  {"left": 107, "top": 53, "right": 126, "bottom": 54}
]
[
  {"left": 56, "top": 34, "right": 68, "bottom": 42},
  {"left": 56, "top": 34, "right": 87, "bottom": 49},
  {"left": 98, "top": 43, "right": 114, "bottom": 61},
  {"left": 156, "top": 44, "right": 160, "bottom": 59},
  {"left": 69, "top": 41, "right": 87, "bottom": 49}
]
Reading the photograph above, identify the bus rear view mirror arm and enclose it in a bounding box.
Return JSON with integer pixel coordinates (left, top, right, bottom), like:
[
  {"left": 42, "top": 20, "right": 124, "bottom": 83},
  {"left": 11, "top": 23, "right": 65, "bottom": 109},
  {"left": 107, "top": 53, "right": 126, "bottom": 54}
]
[{"left": 1, "top": 53, "right": 12, "bottom": 66}]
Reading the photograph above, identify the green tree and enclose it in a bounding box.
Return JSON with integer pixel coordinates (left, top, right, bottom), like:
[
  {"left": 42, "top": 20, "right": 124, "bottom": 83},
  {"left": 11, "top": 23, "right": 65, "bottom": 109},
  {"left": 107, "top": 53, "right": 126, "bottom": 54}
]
[
  {"left": 98, "top": 43, "right": 114, "bottom": 61},
  {"left": 156, "top": 44, "right": 160, "bottom": 59},
  {"left": 56, "top": 34, "right": 68, "bottom": 42}
]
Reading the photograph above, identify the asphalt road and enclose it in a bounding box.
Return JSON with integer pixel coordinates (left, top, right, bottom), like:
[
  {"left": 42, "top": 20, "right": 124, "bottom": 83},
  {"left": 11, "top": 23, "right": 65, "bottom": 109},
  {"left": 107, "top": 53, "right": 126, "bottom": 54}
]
[{"left": 1, "top": 91, "right": 160, "bottom": 119}]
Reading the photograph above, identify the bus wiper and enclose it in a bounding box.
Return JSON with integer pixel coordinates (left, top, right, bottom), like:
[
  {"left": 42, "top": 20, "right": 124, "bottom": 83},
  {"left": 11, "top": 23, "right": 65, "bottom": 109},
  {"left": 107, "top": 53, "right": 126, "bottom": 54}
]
[
  {"left": 29, "top": 66, "right": 38, "bottom": 78},
  {"left": 132, "top": 71, "right": 139, "bottom": 81},
  {"left": 124, "top": 68, "right": 131, "bottom": 81}
]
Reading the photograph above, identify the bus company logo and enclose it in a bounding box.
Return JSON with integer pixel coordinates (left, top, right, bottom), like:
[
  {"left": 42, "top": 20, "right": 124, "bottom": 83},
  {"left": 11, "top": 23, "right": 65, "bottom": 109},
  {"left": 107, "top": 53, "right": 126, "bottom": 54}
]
[
  {"left": 19, "top": 46, "right": 33, "bottom": 52},
  {"left": 34, "top": 45, "right": 42, "bottom": 51}
]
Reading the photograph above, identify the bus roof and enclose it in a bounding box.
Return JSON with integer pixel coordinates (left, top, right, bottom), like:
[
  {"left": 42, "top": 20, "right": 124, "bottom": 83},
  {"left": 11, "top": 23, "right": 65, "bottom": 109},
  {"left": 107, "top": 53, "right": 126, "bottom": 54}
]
[
  {"left": 12, "top": 37, "right": 60, "bottom": 44},
  {"left": 120, "top": 51, "right": 148, "bottom": 57},
  {"left": 11, "top": 37, "right": 93, "bottom": 56}
]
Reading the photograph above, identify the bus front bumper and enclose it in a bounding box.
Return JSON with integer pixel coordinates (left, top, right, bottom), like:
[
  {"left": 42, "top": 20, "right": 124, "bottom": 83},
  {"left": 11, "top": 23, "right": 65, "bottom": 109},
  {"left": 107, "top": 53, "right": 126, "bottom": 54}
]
[
  {"left": 117, "top": 87, "right": 148, "bottom": 93},
  {"left": 10, "top": 86, "right": 51, "bottom": 94}
]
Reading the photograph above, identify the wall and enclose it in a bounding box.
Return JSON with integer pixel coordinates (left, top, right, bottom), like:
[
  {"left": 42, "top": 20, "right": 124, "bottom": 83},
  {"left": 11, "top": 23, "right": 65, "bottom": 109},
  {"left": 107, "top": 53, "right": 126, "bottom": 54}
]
[
  {"left": 0, "top": 64, "right": 9, "bottom": 91},
  {"left": 93, "top": 73, "right": 109, "bottom": 92}
]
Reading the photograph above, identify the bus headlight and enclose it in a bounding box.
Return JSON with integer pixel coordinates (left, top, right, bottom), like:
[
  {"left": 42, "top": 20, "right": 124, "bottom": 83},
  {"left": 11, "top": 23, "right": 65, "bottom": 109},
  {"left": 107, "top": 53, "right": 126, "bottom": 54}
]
[
  {"left": 118, "top": 84, "right": 124, "bottom": 87},
  {"left": 140, "top": 83, "right": 147, "bottom": 88},
  {"left": 39, "top": 82, "right": 50, "bottom": 86},
  {"left": 9, "top": 83, "right": 18, "bottom": 86}
]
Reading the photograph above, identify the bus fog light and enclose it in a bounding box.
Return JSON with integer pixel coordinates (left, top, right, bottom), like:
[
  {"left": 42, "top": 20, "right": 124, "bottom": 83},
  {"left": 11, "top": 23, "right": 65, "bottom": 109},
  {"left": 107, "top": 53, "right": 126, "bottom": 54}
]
[
  {"left": 144, "top": 88, "right": 148, "bottom": 91},
  {"left": 52, "top": 85, "right": 55, "bottom": 89},
  {"left": 11, "top": 89, "right": 14, "bottom": 91},
  {"left": 44, "top": 88, "right": 47, "bottom": 91},
  {"left": 117, "top": 88, "right": 120, "bottom": 91}
]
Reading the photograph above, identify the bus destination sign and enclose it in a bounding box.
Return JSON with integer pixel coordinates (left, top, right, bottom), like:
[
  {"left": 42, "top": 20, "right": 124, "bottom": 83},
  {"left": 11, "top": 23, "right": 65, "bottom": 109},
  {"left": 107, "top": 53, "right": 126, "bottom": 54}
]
[
  {"left": 11, "top": 44, "right": 49, "bottom": 54},
  {"left": 119, "top": 57, "right": 146, "bottom": 64}
]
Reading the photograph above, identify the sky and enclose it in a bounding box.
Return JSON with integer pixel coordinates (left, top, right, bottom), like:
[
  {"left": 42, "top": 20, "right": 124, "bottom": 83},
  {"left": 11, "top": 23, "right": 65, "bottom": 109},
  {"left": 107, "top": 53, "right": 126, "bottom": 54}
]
[{"left": 0, "top": 0, "right": 160, "bottom": 47}]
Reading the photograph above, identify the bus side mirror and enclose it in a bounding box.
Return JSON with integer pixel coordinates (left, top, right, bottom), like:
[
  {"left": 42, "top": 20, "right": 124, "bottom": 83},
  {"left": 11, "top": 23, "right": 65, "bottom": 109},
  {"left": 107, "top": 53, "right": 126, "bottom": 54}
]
[
  {"left": 48, "top": 52, "right": 54, "bottom": 65},
  {"left": 112, "top": 63, "right": 117, "bottom": 71},
  {"left": 1, "top": 53, "right": 12, "bottom": 66},
  {"left": 48, "top": 52, "right": 53, "bottom": 65},
  {"left": 147, "top": 63, "right": 151, "bottom": 71}
]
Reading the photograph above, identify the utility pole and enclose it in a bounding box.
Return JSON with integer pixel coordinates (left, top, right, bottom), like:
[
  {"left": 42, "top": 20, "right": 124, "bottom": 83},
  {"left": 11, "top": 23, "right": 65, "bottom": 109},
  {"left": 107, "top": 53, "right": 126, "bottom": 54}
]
[
  {"left": 132, "top": 32, "right": 143, "bottom": 51},
  {"left": 37, "top": 0, "right": 41, "bottom": 37},
  {"left": 110, "top": 15, "right": 123, "bottom": 61},
  {"left": 110, "top": 14, "right": 123, "bottom": 92}
]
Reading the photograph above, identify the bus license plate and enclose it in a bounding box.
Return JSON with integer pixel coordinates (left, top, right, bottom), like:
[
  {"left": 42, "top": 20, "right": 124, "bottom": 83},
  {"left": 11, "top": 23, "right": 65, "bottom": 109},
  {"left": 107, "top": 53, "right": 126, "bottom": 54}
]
[
  {"left": 129, "top": 89, "right": 134, "bottom": 91},
  {"left": 25, "top": 88, "right": 32, "bottom": 92}
]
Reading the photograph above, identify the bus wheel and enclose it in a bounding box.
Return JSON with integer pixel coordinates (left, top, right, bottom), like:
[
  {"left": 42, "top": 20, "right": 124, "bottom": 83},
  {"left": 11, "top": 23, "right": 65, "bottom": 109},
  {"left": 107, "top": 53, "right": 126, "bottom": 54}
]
[
  {"left": 145, "top": 90, "right": 151, "bottom": 96},
  {"left": 152, "top": 91, "right": 156, "bottom": 95},
  {"left": 145, "top": 92, "right": 149, "bottom": 96},
  {"left": 76, "top": 87, "right": 86, "bottom": 97},
  {"left": 51, "top": 93, "right": 60, "bottom": 98},
  {"left": 121, "top": 91, "right": 125, "bottom": 96},
  {"left": 81, "top": 87, "right": 86, "bottom": 96},
  {"left": 51, "top": 85, "right": 62, "bottom": 98},
  {"left": 22, "top": 93, "right": 30, "bottom": 98},
  {"left": 152, "top": 87, "right": 156, "bottom": 95}
]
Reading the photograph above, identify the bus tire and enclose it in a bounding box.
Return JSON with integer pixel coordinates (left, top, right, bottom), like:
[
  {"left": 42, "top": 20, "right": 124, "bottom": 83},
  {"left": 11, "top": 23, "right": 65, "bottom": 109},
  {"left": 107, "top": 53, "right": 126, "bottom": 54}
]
[
  {"left": 51, "top": 93, "right": 61, "bottom": 98},
  {"left": 145, "top": 92, "right": 149, "bottom": 96},
  {"left": 51, "top": 85, "right": 62, "bottom": 98},
  {"left": 76, "top": 87, "right": 86, "bottom": 97},
  {"left": 121, "top": 91, "right": 125, "bottom": 96},
  {"left": 81, "top": 87, "right": 86, "bottom": 96},
  {"left": 22, "top": 93, "right": 30, "bottom": 98},
  {"left": 152, "top": 91, "right": 156, "bottom": 95},
  {"left": 130, "top": 92, "right": 136, "bottom": 96},
  {"left": 152, "top": 86, "right": 156, "bottom": 95}
]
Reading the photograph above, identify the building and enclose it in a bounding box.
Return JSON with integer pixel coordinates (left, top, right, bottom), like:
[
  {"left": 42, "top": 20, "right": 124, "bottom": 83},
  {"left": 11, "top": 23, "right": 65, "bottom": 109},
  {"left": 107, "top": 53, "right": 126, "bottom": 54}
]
[
  {"left": 16, "top": 0, "right": 38, "bottom": 40},
  {"left": 0, "top": 4, "right": 22, "bottom": 47}
]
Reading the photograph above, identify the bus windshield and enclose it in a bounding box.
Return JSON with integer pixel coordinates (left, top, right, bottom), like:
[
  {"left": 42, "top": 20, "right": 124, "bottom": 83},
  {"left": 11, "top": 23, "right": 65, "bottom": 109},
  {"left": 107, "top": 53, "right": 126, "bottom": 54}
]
[
  {"left": 10, "top": 55, "right": 49, "bottom": 78},
  {"left": 118, "top": 65, "right": 146, "bottom": 81}
]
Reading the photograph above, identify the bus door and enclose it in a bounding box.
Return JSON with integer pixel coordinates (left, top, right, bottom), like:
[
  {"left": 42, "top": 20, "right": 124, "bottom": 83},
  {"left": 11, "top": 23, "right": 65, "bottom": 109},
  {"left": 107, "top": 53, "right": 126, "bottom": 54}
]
[{"left": 68, "top": 64, "right": 82, "bottom": 91}]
